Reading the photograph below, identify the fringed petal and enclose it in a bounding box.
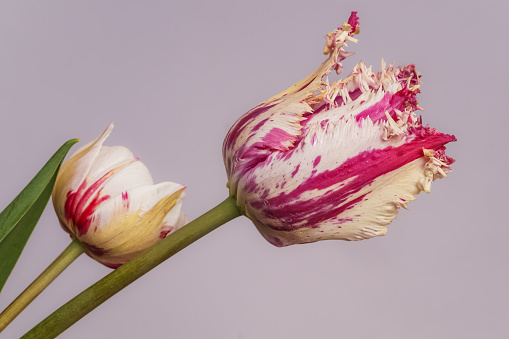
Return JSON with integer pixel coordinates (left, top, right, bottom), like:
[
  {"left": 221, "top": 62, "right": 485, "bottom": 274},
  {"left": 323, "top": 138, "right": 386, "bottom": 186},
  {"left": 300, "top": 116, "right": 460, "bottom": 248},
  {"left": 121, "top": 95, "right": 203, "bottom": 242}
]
[
  {"left": 223, "top": 13, "right": 361, "bottom": 195},
  {"left": 223, "top": 12, "right": 456, "bottom": 246},
  {"left": 237, "top": 116, "right": 454, "bottom": 246}
]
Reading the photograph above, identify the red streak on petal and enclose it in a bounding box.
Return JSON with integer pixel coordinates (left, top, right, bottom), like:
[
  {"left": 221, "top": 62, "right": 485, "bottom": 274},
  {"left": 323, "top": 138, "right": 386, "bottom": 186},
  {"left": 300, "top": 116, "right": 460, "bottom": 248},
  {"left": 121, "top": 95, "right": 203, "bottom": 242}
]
[
  {"left": 64, "top": 180, "right": 87, "bottom": 222},
  {"left": 75, "top": 190, "right": 110, "bottom": 236},
  {"left": 73, "top": 170, "right": 113, "bottom": 221},
  {"left": 64, "top": 167, "right": 125, "bottom": 236},
  {"left": 121, "top": 191, "right": 130, "bottom": 209},
  {"left": 159, "top": 226, "right": 174, "bottom": 239}
]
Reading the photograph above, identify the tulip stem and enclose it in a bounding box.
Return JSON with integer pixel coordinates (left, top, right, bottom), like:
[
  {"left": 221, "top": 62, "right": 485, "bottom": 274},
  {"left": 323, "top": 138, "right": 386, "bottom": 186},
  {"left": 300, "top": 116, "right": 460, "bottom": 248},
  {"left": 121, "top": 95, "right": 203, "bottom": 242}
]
[
  {"left": 22, "top": 195, "right": 241, "bottom": 339},
  {"left": 0, "top": 238, "right": 85, "bottom": 332}
]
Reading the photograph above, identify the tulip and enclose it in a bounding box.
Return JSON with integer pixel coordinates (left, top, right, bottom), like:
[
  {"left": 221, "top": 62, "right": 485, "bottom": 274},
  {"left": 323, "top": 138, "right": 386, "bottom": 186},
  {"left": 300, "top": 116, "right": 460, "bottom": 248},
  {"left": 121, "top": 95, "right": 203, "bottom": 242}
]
[
  {"left": 0, "top": 124, "right": 188, "bottom": 331},
  {"left": 223, "top": 12, "right": 456, "bottom": 246},
  {"left": 52, "top": 123, "right": 188, "bottom": 268}
]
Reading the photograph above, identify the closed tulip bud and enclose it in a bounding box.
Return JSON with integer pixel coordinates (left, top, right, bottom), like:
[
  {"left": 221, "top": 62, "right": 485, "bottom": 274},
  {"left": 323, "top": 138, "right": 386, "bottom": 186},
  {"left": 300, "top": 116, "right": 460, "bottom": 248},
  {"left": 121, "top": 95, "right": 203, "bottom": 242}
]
[
  {"left": 223, "top": 12, "right": 456, "bottom": 247},
  {"left": 52, "top": 124, "right": 187, "bottom": 268}
]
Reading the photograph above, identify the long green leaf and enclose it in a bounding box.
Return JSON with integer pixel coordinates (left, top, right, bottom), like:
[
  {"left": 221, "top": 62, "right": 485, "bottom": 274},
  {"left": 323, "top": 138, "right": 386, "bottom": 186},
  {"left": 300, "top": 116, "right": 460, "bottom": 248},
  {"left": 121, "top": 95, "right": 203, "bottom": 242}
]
[{"left": 0, "top": 139, "right": 78, "bottom": 294}]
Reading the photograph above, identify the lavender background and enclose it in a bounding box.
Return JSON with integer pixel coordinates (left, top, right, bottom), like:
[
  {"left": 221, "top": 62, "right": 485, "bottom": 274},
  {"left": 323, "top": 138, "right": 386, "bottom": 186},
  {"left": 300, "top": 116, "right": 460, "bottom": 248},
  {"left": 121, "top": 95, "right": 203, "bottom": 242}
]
[{"left": 0, "top": 1, "right": 507, "bottom": 338}]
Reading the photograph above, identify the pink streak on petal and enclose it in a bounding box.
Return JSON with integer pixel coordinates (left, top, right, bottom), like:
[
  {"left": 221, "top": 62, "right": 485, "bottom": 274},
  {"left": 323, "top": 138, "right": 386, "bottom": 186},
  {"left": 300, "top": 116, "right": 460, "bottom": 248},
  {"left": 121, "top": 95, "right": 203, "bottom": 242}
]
[
  {"left": 313, "top": 155, "right": 322, "bottom": 168},
  {"left": 354, "top": 87, "right": 419, "bottom": 124},
  {"left": 251, "top": 118, "right": 269, "bottom": 132},
  {"left": 291, "top": 164, "right": 300, "bottom": 178},
  {"left": 334, "top": 88, "right": 363, "bottom": 108},
  {"left": 121, "top": 191, "right": 129, "bottom": 209},
  {"left": 354, "top": 92, "right": 393, "bottom": 123},
  {"left": 250, "top": 131, "right": 456, "bottom": 231},
  {"left": 261, "top": 128, "right": 295, "bottom": 151},
  {"left": 347, "top": 11, "right": 360, "bottom": 32},
  {"left": 223, "top": 103, "right": 277, "bottom": 151},
  {"left": 235, "top": 127, "right": 299, "bottom": 177}
]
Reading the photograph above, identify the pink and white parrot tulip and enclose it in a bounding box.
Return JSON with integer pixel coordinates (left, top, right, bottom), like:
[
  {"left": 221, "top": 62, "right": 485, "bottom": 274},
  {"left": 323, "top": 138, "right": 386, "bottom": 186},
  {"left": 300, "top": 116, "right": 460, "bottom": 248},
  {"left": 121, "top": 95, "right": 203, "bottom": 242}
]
[
  {"left": 52, "top": 124, "right": 187, "bottom": 268},
  {"left": 223, "top": 12, "right": 456, "bottom": 247}
]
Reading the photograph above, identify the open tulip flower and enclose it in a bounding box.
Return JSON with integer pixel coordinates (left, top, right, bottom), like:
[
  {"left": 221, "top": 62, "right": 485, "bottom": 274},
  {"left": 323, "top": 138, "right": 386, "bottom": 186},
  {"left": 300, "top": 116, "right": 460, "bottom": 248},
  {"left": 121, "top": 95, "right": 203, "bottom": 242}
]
[
  {"left": 52, "top": 124, "right": 188, "bottom": 268},
  {"left": 223, "top": 12, "right": 456, "bottom": 247}
]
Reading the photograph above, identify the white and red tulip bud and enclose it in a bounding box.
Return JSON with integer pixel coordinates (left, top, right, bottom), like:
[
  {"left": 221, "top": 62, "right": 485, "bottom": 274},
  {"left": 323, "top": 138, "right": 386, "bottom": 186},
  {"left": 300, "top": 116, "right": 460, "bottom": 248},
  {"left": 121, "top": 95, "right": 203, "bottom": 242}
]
[{"left": 52, "top": 124, "right": 187, "bottom": 268}]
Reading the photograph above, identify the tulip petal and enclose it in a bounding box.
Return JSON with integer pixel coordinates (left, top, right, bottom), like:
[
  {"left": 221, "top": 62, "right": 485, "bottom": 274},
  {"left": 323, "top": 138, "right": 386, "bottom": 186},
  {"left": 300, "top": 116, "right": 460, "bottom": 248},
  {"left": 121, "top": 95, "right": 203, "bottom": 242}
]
[
  {"left": 52, "top": 124, "right": 113, "bottom": 224},
  {"left": 78, "top": 182, "right": 186, "bottom": 267},
  {"left": 86, "top": 145, "right": 145, "bottom": 181},
  {"left": 87, "top": 155, "right": 154, "bottom": 199},
  {"left": 223, "top": 17, "right": 361, "bottom": 195},
  {"left": 59, "top": 157, "right": 147, "bottom": 237},
  {"left": 237, "top": 116, "right": 455, "bottom": 246},
  {"left": 305, "top": 62, "right": 420, "bottom": 132},
  {"left": 162, "top": 193, "right": 188, "bottom": 230}
]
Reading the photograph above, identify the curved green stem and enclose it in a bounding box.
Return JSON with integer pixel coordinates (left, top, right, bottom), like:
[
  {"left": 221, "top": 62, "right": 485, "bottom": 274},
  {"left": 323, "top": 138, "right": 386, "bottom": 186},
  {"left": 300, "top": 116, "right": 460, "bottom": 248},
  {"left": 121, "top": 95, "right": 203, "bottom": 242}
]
[
  {"left": 0, "top": 238, "right": 85, "bottom": 332},
  {"left": 22, "top": 196, "right": 241, "bottom": 339}
]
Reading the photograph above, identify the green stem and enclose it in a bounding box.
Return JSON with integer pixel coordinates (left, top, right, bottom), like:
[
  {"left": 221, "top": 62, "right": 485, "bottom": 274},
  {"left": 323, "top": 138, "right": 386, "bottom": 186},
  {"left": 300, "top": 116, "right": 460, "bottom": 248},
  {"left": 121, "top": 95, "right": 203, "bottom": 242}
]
[
  {"left": 22, "top": 196, "right": 241, "bottom": 339},
  {"left": 0, "top": 238, "right": 85, "bottom": 332}
]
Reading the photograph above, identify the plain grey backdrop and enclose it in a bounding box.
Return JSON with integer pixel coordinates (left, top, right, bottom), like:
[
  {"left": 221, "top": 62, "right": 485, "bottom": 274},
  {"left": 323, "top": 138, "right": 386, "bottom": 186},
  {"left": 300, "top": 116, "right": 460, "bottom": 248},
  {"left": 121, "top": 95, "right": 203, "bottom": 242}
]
[{"left": 0, "top": 1, "right": 506, "bottom": 338}]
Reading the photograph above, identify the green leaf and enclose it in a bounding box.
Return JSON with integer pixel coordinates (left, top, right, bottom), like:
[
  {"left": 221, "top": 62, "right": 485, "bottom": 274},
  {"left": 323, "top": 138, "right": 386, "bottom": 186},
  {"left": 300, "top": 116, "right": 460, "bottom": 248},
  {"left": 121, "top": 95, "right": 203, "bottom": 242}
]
[{"left": 0, "top": 139, "right": 78, "bottom": 294}]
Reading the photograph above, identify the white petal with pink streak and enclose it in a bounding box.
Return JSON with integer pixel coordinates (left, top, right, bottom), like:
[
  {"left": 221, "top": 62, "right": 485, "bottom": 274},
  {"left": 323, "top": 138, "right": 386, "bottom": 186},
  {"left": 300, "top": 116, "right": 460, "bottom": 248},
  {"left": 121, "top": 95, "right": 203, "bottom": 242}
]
[{"left": 237, "top": 117, "right": 451, "bottom": 246}]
